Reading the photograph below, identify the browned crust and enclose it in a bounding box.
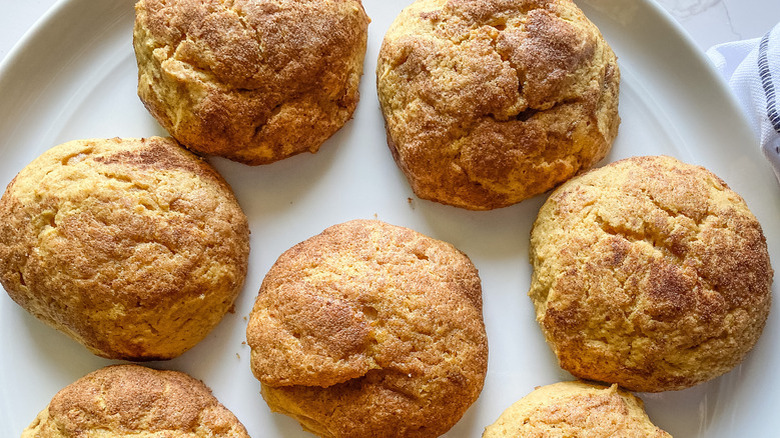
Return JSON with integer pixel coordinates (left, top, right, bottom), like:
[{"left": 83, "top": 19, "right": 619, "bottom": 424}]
[
  {"left": 377, "top": 0, "right": 620, "bottom": 210},
  {"left": 482, "top": 381, "right": 671, "bottom": 437},
  {"left": 247, "top": 219, "right": 487, "bottom": 437},
  {"left": 529, "top": 155, "right": 773, "bottom": 392},
  {"left": 0, "top": 137, "right": 250, "bottom": 360},
  {"left": 22, "top": 365, "right": 250, "bottom": 437},
  {"left": 134, "top": 0, "right": 370, "bottom": 165}
]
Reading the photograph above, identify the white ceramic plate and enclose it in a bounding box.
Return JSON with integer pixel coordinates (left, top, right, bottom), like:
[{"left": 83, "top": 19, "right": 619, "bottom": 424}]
[{"left": 1, "top": 0, "right": 778, "bottom": 436}]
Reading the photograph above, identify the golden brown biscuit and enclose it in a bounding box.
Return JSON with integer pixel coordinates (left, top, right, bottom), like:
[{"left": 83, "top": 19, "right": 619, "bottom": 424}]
[
  {"left": 133, "top": 0, "right": 370, "bottom": 165},
  {"left": 247, "top": 219, "right": 487, "bottom": 437},
  {"left": 529, "top": 155, "right": 772, "bottom": 392},
  {"left": 376, "top": 0, "right": 620, "bottom": 210},
  {"left": 0, "top": 137, "right": 249, "bottom": 361},
  {"left": 22, "top": 364, "right": 250, "bottom": 437},
  {"left": 482, "top": 381, "right": 671, "bottom": 437}
]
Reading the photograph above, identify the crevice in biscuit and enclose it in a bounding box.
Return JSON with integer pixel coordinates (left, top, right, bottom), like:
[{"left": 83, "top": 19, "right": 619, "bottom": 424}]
[
  {"left": 513, "top": 107, "right": 538, "bottom": 122},
  {"left": 361, "top": 369, "right": 425, "bottom": 401},
  {"left": 40, "top": 210, "right": 58, "bottom": 229},
  {"left": 253, "top": 101, "right": 285, "bottom": 139},
  {"left": 155, "top": 239, "right": 177, "bottom": 256},
  {"left": 594, "top": 215, "right": 682, "bottom": 268},
  {"left": 100, "top": 171, "right": 133, "bottom": 185},
  {"left": 89, "top": 169, "right": 170, "bottom": 213},
  {"left": 641, "top": 188, "right": 718, "bottom": 231},
  {"left": 362, "top": 305, "right": 378, "bottom": 321},
  {"left": 413, "top": 251, "right": 429, "bottom": 261},
  {"left": 640, "top": 188, "right": 682, "bottom": 221},
  {"left": 168, "top": 37, "right": 220, "bottom": 83},
  {"left": 61, "top": 149, "right": 92, "bottom": 166}
]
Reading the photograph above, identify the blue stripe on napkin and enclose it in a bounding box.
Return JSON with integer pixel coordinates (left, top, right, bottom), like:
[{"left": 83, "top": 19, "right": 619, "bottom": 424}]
[{"left": 758, "top": 33, "right": 780, "bottom": 136}]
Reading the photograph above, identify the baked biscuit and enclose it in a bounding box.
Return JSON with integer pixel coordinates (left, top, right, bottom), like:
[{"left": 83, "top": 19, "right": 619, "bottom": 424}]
[
  {"left": 529, "top": 155, "right": 772, "bottom": 392},
  {"left": 0, "top": 137, "right": 249, "bottom": 360},
  {"left": 247, "top": 219, "right": 487, "bottom": 437},
  {"left": 134, "top": 0, "right": 370, "bottom": 165},
  {"left": 22, "top": 364, "right": 250, "bottom": 437},
  {"left": 377, "top": 0, "right": 620, "bottom": 210},
  {"left": 482, "top": 381, "right": 671, "bottom": 437}
]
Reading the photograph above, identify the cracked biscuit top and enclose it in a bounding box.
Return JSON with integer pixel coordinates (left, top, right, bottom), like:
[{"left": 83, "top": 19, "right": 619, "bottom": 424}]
[
  {"left": 246, "top": 219, "right": 487, "bottom": 438},
  {"left": 22, "top": 365, "right": 250, "bottom": 437},
  {"left": 377, "top": 0, "right": 620, "bottom": 210},
  {"left": 0, "top": 137, "right": 250, "bottom": 360},
  {"left": 134, "top": 0, "right": 370, "bottom": 165},
  {"left": 483, "top": 381, "right": 671, "bottom": 437},
  {"left": 529, "top": 155, "right": 772, "bottom": 392}
]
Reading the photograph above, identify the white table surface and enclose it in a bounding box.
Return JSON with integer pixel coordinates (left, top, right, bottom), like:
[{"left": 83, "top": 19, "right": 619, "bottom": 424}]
[{"left": 1, "top": 0, "right": 780, "bottom": 63}]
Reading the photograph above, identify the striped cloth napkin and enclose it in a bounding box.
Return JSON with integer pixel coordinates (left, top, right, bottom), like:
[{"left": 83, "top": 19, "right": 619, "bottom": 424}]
[{"left": 707, "top": 22, "right": 780, "bottom": 182}]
